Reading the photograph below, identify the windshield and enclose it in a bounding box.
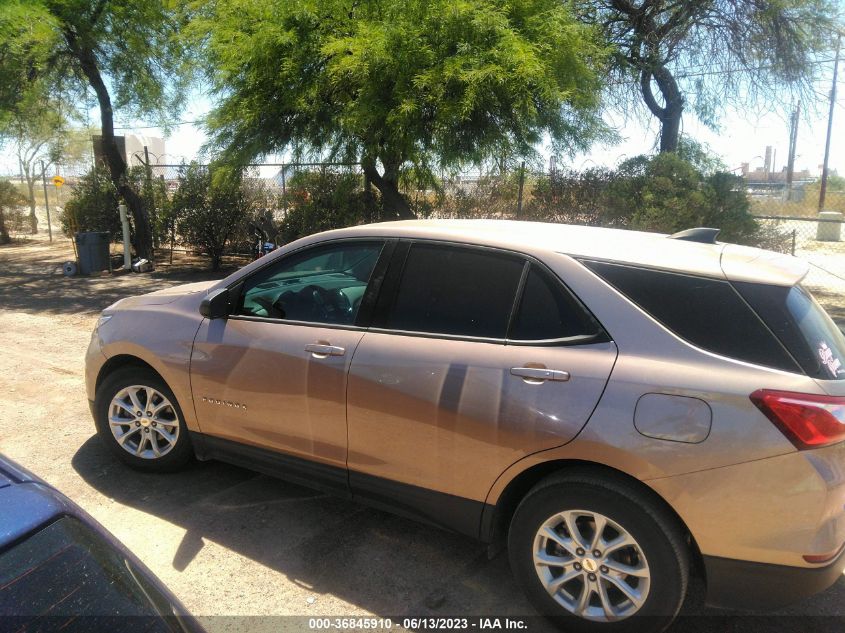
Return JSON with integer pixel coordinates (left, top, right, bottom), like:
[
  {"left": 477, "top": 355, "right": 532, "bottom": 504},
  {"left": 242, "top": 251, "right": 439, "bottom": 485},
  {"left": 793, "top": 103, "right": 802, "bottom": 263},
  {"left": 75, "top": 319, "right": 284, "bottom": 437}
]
[{"left": 733, "top": 282, "right": 845, "bottom": 381}]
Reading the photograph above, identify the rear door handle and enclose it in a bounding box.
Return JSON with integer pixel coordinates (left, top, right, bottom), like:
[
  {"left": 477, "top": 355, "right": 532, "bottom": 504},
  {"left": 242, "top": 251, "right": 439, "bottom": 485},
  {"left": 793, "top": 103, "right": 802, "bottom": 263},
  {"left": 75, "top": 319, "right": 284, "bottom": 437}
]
[
  {"left": 305, "top": 343, "right": 346, "bottom": 358},
  {"left": 510, "top": 367, "right": 570, "bottom": 383}
]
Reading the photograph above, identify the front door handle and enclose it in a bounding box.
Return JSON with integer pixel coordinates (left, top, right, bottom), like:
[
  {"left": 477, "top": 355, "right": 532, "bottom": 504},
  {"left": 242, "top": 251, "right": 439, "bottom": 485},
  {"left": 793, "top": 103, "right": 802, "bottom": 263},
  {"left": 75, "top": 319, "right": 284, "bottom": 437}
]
[
  {"left": 510, "top": 367, "right": 570, "bottom": 383},
  {"left": 305, "top": 343, "right": 346, "bottom": 358}
]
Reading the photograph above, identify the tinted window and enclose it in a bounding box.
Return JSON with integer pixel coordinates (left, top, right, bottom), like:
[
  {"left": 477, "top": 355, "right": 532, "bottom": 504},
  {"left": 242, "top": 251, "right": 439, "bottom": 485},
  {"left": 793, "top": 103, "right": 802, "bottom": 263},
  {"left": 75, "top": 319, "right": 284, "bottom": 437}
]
[
  {"left": 510, "top": 265, "right": 598, "bottom": 340},
  {"left": 388, "top": 244, "right": 524, "bottom": 338},
  {"left": 236, "top": 242, "right": 383, "bottom": 325},
  {"left": 0, "top": 517, "right": 183, "bottom": 631},
  {"left": 734, "top": 282, "right": 845, "bottom": 380},
  {"left": 584, "top": 260, "right": 799, "bottom": 372}
]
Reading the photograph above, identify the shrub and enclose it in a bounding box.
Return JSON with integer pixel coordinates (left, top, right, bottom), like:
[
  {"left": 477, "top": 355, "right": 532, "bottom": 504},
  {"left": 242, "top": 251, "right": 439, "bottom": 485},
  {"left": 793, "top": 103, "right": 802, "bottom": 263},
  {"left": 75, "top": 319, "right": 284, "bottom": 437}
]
[
  {"left": 605, "top": 152, "right": 759, "bottom": 244},
  {"left": 60, "top": 166, "right": 124, "bottom": 241},
  {"left": 0, "top": 180, "right": 25, "bottom": 244},
  {"left": 171, "top": 163, "right": 250, "bottom": 271},
  {"left": 279, "top": 170, "right": 382, "bottom": 242},
  {"left": 524, "top": 167, "right": 617, "bottom": 226}
]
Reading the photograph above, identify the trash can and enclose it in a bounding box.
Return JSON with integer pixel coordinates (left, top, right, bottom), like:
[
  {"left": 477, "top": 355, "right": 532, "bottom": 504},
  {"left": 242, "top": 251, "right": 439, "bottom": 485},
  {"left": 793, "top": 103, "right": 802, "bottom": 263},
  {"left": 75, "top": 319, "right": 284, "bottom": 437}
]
[
  {"left": 75, "top": 231, "right": 111, "bottom": 275},
  {"left": 816, "top": 211, "right": 843, "bottom": 242}
]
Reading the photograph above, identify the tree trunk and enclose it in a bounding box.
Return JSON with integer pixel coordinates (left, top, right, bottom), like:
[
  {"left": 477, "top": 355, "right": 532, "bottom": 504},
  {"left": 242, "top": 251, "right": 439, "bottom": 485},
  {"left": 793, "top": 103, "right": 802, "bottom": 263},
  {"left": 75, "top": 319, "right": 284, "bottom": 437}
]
[
  {"left": 362, "top": 162, "right": 415, "bottom": 220},
  {"left": 640, "top": 68, "right": 684, "bottom": 153},
  {"left": 659, "top": 102, "right": 683, "bottom": 153},
  {"left": 26, "top": 177, "right": 38, "bottom": 233},
  {"left": 65, "top": 30, "right": 153, "bottom": 261},
  {"left": 0, "top": 207, "right": 9, "bottom": 244},
  {"left": 21, "top": 160, "right": 38, "bottom": 233}
]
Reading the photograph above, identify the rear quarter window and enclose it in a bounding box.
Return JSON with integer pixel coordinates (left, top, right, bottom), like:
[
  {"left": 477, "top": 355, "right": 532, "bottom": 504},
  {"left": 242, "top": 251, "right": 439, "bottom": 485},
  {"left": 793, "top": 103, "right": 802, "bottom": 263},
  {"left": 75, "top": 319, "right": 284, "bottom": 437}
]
[
  {"left": 582, "top": 260, "right": 800, "bottom": 373},
  {"left": 733, "top": 282, "right": 845, "bottom": 380}
]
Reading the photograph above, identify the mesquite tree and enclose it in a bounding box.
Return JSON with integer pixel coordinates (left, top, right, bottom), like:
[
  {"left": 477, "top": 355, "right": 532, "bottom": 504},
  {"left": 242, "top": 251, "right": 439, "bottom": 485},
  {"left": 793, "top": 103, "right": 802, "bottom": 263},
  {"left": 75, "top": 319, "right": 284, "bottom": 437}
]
[{"left": 194, "top": 0, "right": 608, "bottom": 218}]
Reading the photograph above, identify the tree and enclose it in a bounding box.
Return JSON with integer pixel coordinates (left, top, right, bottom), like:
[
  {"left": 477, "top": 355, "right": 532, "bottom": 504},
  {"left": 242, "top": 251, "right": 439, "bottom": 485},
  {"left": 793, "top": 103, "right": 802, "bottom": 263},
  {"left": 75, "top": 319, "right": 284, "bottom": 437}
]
[
  {"left": 0, "top": 0, "right": 190, "bottom": 259},
  {"left": 575, "top": 0, "right": 840, "bottom": 152},
  {"left": 0, "top": 180, "right": 25, "bottom": 244},
  {"left": 171, "top": 163, "right": 249, "bottom": 271},
  {"left": 196, "top": 0, "right": 607, "bottom": 218},
  {"left": 3, "top": 93, "right": 66, "bottom": 233}
]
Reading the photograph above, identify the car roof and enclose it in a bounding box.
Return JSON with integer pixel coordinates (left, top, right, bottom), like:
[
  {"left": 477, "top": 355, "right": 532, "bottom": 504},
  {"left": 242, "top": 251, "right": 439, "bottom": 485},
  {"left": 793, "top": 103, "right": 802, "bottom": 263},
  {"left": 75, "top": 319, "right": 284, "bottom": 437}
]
[{"left": 330, "top": 219, "right": 808, "bottom": 286}]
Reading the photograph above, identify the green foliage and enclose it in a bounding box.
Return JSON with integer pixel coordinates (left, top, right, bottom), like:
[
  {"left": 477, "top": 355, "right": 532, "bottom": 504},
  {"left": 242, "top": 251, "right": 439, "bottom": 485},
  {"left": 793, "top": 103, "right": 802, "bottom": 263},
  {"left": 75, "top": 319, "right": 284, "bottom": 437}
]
[
  {"left": 195, "top": 0, "right": 608, "bottom": 216},
  {"left": 521, "top": 149, "right": 760, "bottom": 244},
  {"left": 0, "top": 0, "right": 192, "bottom": 257},
  {"left": 0, "top": 0, "right": 190, "bottom": 126},
  {"left": 280, "top": 170, "right": 382, "bottom": 242},
  {"left": 171, "top": 163, "right": 250, "bottom": 271},
  {"left": 524, "top": 167, "right": 617, "bottom": 225},
  {"left": 60, "top": 167, "right": 124, "bottom": 240},
  {"left": 605, "top": 153, "right": 758, "bottom": 243},
  {"left": 0, "top": 180, "right": 26, "bottom": 244}
]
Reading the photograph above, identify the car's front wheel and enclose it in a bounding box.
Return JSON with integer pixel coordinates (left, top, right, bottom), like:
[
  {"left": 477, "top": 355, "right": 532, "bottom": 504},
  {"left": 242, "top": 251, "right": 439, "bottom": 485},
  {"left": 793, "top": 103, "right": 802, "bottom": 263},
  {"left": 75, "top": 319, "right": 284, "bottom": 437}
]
[
  {"left": 94, "top": 366, "right": 193, "bottom": 472},
  {"left": 508, "top": 471, "right": 689, "bottom": 633}
]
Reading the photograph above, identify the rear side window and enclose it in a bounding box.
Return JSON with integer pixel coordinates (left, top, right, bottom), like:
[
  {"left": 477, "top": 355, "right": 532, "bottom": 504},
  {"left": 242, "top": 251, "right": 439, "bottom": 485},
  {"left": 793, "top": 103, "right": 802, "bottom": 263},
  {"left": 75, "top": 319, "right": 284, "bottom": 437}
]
[
  {"left": 733, "top": 282, "right": 845, "bottom": 380},
  {"left": 388, "top": 244, "right": 524, "bottom": 338},
  {"left": 510, "top": 265, "right": 599, "bottom": 341},
  {"left": 583, "top": 260, "right": 800, "bottom": 372}
]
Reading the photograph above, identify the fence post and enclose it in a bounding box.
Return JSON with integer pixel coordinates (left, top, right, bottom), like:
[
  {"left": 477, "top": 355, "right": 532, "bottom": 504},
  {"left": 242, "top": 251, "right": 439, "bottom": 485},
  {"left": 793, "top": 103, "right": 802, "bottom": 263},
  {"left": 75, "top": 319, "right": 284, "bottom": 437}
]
[
  {"left": 516, "top": 161, "right": 525, "bottom": 219},
  {"left": 40, "top": 160, "right": 52, "bottom": 243},
  {"left": 791, "top": 229, "right": 796, "bottom": 256},
  {"left": 143, "top": 145, "right": 156, "bottom": 251}
]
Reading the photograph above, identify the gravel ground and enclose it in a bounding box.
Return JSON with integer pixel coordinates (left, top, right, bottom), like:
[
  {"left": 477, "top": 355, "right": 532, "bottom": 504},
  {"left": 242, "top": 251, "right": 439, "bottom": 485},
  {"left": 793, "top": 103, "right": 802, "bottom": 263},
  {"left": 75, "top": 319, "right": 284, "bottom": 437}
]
[{"left": 2, "top": 232, "right": 845, "bottom": 633}]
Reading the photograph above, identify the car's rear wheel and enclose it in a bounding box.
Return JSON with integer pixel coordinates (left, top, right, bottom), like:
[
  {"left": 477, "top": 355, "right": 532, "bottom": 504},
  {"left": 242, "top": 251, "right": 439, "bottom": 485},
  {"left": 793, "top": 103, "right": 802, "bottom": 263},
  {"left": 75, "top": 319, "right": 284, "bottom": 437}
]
[
  {"left": 508, "top": 471, "right": 689, "bottom": 633},
  {"left": 94, "top": 366, "right": 193, "bottom": 472}
]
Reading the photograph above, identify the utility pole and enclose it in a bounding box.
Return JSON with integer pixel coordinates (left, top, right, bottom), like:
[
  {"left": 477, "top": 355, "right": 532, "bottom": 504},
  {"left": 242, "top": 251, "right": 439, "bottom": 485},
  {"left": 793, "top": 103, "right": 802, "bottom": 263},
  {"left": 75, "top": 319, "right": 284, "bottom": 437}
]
[
  {"left": 40, "top": 160, "right": 52, "bottom": 243},
  {"left": 819, "top": 35, "right": 841, "bottom": 212},
  {"left": 786, "top": 102, "right": 800, "bottom": 201}
]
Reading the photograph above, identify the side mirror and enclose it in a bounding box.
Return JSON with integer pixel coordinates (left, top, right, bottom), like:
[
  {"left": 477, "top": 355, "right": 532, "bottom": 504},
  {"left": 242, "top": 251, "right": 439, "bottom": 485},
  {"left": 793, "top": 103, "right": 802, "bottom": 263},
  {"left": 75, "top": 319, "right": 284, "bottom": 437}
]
[{"left": 199, "top": 287, "right": 231, "bottom": 319}]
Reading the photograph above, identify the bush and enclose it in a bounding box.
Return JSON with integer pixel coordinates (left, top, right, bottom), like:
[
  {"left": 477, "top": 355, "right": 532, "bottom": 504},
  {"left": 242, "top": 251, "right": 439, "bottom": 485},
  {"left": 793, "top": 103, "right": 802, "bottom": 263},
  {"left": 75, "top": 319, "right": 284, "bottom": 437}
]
[
  {"left": 0, "top": 180, "right": 25, "bottom": 244},
  {"left": 279, "top": 170, "right": 382, "bottom": 242},
  {"left": 171, "top": 163, "right": 250, "bottom": 271},
  {"left": 60, "top": 166, "right": 124, "bottom": 241},
  {"left": 605, "top": 152, "right": 759, "bottom": 244},
  {"left": 524, "top": 167, "right": 618, "bottom": 226}
]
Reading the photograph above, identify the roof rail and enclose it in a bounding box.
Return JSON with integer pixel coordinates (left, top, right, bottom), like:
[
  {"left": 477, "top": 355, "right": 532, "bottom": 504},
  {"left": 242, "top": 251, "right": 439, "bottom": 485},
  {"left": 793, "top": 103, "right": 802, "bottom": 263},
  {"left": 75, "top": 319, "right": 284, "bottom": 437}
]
[{"left": 668, "top": 227, "right": 721, "bottom": 244}]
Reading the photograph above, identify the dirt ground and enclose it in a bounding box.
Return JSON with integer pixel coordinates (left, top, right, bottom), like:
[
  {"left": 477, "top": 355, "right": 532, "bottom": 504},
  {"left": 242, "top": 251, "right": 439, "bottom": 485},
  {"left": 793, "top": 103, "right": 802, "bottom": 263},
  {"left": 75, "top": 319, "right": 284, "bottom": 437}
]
[{"left": 2, "top": 233, "right": 845, "bottom": 633}]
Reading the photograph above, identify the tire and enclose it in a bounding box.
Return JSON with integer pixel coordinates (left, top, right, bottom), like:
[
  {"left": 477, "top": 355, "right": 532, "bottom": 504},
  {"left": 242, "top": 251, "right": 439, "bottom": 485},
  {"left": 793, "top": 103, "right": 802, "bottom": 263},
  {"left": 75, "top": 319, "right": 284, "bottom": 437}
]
[
  {"left": 508, "top": 470, "right": 689, "bottom": 633},
  {"left": 94, "top": 366, "right": 194, "bottom": 472}
]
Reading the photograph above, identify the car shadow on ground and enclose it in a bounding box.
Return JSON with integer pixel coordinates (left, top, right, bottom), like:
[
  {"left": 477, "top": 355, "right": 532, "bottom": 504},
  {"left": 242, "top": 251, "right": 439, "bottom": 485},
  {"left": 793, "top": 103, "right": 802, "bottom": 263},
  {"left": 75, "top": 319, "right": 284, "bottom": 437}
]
[{"left": 71, "top": 436, "right": 845, "bottom": 631}]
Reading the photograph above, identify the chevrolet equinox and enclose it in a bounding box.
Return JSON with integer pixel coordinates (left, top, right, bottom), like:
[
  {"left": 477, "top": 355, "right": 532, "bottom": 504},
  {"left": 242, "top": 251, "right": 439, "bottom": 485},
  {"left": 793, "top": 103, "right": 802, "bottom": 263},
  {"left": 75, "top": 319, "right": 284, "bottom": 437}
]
[{"left": 86, "top": 220, "right": 845, "bottom": 632}]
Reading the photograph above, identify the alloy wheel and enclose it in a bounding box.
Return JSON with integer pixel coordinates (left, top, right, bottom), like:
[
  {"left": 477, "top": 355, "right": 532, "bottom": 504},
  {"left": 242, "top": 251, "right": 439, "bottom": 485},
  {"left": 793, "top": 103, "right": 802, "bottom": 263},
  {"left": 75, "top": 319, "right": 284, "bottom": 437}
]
[
  {"left": 108, "top": 385, "right": 180, "bottom": 459},
  {"left": 532, "top": 509, "right": 651, "bottom": 622}
]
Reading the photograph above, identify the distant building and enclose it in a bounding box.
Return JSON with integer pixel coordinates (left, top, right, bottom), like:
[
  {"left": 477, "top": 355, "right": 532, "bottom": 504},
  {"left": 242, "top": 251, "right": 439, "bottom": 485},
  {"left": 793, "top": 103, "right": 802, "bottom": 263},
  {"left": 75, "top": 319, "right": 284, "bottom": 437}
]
[{"left": 92, "top": 134, "right": 165, "bottom": 167}]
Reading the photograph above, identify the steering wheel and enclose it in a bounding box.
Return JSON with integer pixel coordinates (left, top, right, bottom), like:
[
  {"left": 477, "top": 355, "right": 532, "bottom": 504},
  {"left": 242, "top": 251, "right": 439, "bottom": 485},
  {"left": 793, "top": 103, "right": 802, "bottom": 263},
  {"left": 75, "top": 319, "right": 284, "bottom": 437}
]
[{"left": 301, "top": 285, "right": 352, "bottom": 322}]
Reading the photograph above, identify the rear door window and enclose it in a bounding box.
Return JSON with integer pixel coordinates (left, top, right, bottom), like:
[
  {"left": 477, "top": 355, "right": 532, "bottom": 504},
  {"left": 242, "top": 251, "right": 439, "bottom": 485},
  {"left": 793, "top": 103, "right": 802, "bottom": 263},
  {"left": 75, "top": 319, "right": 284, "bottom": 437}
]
[
  {"left": 733, "top": 282, "right": 845, "bottom": 380},
  {"left": 386, "top": 244, "right": 524, "bottom": 339},
  {"left": 509, "top": 265, "right": 600, "bottom": 341}
]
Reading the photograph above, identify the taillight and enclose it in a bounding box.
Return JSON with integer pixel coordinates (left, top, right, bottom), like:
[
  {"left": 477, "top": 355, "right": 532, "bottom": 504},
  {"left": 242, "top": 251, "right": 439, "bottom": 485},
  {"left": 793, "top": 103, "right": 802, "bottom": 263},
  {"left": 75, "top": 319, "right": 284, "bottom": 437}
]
[{"left": 750, "top": 389, "right": 845, "bottom": 450}]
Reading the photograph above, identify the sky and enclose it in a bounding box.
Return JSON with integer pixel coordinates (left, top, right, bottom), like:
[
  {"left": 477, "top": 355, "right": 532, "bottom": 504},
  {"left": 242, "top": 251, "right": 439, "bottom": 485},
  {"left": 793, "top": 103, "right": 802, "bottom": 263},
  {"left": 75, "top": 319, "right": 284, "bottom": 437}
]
[
  {"left": 110, "top": 66, "right": 845, "bottom": 179},
  {"left": 3, "top": 60, "right": 843, "bottom": 181}
]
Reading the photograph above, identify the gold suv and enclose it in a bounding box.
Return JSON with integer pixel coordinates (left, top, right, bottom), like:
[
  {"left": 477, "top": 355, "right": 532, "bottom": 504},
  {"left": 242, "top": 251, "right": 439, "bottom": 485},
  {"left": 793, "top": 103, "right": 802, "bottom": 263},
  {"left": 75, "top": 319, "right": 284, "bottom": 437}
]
[{"left": 86, "top": 220, "right": 845, "bottom": 631}]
